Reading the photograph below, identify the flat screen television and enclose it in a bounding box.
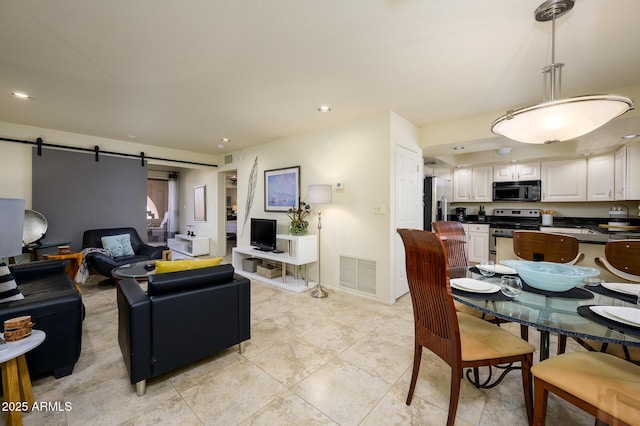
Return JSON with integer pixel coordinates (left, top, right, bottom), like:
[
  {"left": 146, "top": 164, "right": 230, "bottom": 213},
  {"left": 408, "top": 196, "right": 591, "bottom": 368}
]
[{"left": 250, "top": 218, "right": 277, "bottom": 251}]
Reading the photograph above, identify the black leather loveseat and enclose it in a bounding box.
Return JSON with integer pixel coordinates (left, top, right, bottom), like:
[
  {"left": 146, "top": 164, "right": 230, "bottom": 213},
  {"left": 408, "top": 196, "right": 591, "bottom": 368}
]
[
  {"left": 116, "top": 264, "right": 250, "bottom": 395},
  {"left": 82, "top": 227, "right": 167, "bottom": 280},
  {"left": 1, "top": 260, "right": 84, "bottom": 378}
]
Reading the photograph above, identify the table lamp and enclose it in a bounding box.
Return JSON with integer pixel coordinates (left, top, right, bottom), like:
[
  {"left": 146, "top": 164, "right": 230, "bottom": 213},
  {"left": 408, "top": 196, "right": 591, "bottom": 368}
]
[
  {"left": 0, "top": 198, "right": 26, "bottom": 263},
  {"left": 307, "top": 184, "right": 332, "bottom": 298}
]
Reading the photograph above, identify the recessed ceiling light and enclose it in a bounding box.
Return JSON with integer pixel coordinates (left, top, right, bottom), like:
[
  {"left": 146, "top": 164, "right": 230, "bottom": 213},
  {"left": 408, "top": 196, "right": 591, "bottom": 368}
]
[
  {"left": 621, "top": 134, "right": 639, "bottom": 139},
  {"left": 221, "top": 138, "right": 230, "bottom": 143},
  {"left": 318, "top": 106, "right": 331, "bottom": 113},
  {"left": 453, "top": 146, "right": 465, "bottom": 151},
  {"left": 217, "top": 143, "right": 224, "bottom": 149},
  {"left": 126, "top": 134, "right": 137, "bottom": 139},
  {"left": 496, "top": 147, "right": 512, "bottom": 155},
  {"left": 11, "top": 92, "right": 32, "bottom": 100},
  {"left": 581, "top": 152, "right": 592, "bottom": 156}
]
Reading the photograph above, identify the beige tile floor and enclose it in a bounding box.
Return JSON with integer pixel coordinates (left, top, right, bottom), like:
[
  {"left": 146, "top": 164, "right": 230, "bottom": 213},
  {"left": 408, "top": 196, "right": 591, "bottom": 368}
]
[{"left": 14, "top": 272, "right": 596, "bottom": 425}]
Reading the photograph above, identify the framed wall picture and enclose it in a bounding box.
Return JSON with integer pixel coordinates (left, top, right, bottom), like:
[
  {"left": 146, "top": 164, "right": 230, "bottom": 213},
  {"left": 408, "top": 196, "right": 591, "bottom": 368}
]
[
  {"left": 264, "top": 166, "right": 300, "bottom": 212},
  {"left": 194, "top": 185, "right": 206, "bottom": 221}
]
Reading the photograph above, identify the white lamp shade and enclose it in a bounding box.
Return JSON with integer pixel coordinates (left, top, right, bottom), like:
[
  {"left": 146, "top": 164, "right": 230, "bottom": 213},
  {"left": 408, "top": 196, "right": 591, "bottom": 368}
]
[
  {"left": 307, "top": 184, "right": 332, "bottom": 205},
  {"left": 492, "top": 95, "right": 633, "bottom": 144},
  {"left": 0, "top": 198, "right": 26, "bottom": 258}
]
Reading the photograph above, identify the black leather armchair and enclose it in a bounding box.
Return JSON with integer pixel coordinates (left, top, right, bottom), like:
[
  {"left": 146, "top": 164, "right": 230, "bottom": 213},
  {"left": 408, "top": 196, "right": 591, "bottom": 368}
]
[
  {"left": 2, "top": 260, "right": 84, "bottom": 378},
  {"left": 116, "top": 264, "right": 250, "bottom": 395},
  {"left": 82, "top": 227, "right": 167, "bottom": 280}
]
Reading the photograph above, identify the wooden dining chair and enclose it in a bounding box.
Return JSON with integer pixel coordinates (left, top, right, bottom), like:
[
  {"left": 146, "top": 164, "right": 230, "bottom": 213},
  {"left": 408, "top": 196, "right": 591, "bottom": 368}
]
[
  {"left": 576, "top": 240, "right": 640, "bottom": 364},
  {"left": 512, "top": 230, "right": 584, "bottom": 264},
  {"left": 433, "top": 221, "right": 509, "bottom": 326},
  {"left": 513, "top": 230, "right": 586, "bottom": 353},
  {"left": 595, "top": 239, "right": 640, "bottom": 281},
  {"left": 531, "top": 351, "right": 640, "bottom": 425},
  {"left": 397, "top": 228, "right": 535, "bottom": 426},
  {"left": 431, "top": 221, "right": 468, "bottom": 279}
]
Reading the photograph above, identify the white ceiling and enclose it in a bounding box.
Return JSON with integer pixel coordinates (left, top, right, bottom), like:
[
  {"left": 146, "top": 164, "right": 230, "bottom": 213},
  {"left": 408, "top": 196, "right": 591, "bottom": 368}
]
[{"left": 1, "top": 0, "right": 640, "bottom": 159}]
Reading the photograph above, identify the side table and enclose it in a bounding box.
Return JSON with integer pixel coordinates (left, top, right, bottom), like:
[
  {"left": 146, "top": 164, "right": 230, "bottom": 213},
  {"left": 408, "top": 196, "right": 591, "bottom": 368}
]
[
  {"left": 22, "top": 242, "right": 71, "bottom": 261},
  {"left": 0, "top": 329, "right": 46, "bottom": 426},
  {"left": 43, "top": 252, "right": 83, "bottom": 292}
]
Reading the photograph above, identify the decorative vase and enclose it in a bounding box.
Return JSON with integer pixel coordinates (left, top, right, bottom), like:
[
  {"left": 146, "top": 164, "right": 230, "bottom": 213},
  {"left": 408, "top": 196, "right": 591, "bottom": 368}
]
[{"left": 289, "top": 220, "right": 308, "bottom": 235}]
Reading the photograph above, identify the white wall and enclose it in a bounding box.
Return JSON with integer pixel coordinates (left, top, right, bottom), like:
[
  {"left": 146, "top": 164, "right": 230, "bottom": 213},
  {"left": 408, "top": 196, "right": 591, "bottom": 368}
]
[
  {"left": 0, "top": 141, "right": 32, "bottom": 205},
  {"left": 229, "top": 112, "right": 394, "bottom": 303},
  {"left": 178, "top": 168, "right": 221, "bottom": 255},
  {"left": 0, "top": 121, "right": 220, "bottom": 242}
]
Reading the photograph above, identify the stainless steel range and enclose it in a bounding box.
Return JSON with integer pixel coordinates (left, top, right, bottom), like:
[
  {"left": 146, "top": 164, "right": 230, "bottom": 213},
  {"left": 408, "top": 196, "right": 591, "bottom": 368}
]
[{"left": 488, "top": 209, "right": 541, "bottom": 262}]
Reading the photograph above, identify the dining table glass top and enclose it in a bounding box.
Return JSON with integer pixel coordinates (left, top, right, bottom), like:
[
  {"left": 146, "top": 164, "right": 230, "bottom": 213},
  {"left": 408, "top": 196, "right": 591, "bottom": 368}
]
[{"left": 452, "top": 273, "right": 640, "bottom": 348}]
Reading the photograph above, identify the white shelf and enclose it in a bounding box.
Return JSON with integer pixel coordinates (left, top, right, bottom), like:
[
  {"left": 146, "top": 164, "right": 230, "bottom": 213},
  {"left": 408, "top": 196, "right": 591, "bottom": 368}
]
[
  {"left": 168, "top": 234, "right": 210, "bottom": 259},
  {"left": 232, "top": 234, "right": 318, "bottom": 293}
]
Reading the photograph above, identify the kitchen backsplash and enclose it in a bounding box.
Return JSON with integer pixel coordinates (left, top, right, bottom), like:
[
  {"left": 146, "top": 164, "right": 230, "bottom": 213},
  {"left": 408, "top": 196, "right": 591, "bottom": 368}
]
[{"left": 449, "top": 201, "right": 640, "bottom": 218}]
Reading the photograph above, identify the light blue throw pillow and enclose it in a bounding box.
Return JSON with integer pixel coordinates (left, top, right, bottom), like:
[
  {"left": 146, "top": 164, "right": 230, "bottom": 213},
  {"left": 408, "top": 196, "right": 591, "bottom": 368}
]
[{"left": 101, "top": 234, "right": 135, "bottom": 257}]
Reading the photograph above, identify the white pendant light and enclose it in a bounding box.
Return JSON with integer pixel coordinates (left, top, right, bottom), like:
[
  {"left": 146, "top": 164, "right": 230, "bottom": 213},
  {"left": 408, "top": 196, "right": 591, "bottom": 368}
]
[{"left": 491, "top": 0, "right": 634, "bottom": 144}]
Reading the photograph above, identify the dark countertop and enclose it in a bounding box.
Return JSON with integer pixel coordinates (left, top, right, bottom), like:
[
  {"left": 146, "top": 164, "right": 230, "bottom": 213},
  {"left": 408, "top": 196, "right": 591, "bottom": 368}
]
[
  {"left": 454, "top": 215, "right": 640, "bottom": 244},
  {"left": 494, "top": 231, "right": 640, "bottom": 244}
]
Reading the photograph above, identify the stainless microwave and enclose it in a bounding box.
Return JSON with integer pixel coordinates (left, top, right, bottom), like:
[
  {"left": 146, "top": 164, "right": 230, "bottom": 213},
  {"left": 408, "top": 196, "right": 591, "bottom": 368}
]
[{"left": 492, "top": 180, "right": 541, "bottom": 202}]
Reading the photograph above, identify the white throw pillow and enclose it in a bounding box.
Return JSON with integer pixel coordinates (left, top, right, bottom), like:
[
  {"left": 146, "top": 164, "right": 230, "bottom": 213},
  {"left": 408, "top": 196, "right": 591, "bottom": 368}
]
[
  {"left": 101, "top": 234, "right": 135, "bottom": 257},
  {"left": 0, "top": 263, "right": 24, "bottom": 303}
]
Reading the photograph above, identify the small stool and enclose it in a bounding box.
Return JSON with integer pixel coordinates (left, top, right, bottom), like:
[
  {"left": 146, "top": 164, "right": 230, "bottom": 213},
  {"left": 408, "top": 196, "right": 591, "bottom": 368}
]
[{"left": 0, "top": 330, "right": 46, "bottom": 426}]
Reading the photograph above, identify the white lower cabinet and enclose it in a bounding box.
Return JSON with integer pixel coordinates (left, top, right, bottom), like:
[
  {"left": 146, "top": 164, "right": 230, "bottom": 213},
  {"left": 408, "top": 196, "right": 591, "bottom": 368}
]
[{"left": 467, "top": 224, "right": 489, "bottom": 264}]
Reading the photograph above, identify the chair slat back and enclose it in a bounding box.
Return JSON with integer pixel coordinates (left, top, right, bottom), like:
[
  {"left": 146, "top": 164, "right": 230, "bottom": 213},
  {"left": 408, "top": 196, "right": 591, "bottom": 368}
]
[
  {"left": 432, "top": 221, "right": 469, "bottom": 278},
  {"left": 441, "top": 238, "right": 469, "bottom": 279},
  {"left": 398, "top": 228, "right": 460, "bottom": 364},
  {"left": 513, "top": 231, "right": 579, "bottom": 263},
  {"left": 604, "top": 240, "right": 640, "bottom": 279}
]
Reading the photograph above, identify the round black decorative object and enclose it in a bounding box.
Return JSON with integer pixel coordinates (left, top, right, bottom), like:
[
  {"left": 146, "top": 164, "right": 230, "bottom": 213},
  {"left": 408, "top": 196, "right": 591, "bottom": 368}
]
[{"left": 143, "top": 264, "right": 156, "bottom": 271}]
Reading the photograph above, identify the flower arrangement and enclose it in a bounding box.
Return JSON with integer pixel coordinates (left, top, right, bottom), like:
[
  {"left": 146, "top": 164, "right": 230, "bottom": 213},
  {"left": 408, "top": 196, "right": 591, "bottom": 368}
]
[{"left": 287, "top": 201, "right": 312, "bottom": 235}]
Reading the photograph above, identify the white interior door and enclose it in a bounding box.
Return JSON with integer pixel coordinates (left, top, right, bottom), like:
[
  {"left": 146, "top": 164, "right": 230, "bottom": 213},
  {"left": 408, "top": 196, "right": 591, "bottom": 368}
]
[{"left": 395, "top": 145, "right": 421, "bottom": 299}]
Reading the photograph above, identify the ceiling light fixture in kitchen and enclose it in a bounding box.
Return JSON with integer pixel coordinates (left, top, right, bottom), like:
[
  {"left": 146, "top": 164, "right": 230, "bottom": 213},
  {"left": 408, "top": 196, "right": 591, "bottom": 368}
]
[{"left": 491, "top": 0, "right": 633, "bottom": 144}]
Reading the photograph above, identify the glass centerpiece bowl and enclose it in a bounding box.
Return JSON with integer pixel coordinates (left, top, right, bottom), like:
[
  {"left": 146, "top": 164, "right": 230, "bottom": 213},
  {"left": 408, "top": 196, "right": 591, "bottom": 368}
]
[{"left": 501, "top": 260, "right": 600, "bottom": 292}]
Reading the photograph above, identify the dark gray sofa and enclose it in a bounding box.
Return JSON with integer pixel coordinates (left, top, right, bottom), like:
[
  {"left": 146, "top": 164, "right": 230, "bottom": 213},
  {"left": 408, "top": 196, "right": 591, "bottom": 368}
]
[{"left": 116, "top": 263, "right": 250, "bottom": 395}]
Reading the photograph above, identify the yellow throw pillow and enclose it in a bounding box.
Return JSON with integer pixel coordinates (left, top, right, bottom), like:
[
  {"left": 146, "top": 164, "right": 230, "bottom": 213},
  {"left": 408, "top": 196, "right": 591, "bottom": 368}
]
[{"left": 155, "top": 257, "right": 223, "bottom": 274}]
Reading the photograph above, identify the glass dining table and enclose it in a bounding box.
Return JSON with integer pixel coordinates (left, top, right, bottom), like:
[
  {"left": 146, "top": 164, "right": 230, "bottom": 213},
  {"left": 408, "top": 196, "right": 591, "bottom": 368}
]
[{"left": 452, "top": 272, "right": 640, "bottom": 361}]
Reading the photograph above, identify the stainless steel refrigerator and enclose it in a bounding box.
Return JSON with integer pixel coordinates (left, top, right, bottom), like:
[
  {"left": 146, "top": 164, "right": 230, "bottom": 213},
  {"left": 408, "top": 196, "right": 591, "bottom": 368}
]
[{"left": 423, "top": 176, "right": 452, "bottom": 230}]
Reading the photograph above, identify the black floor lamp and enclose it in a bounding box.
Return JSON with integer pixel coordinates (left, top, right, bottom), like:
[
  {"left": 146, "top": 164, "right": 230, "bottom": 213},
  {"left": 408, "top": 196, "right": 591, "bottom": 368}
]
[{"left": 307, "top": 184, "right": 332, "bottom": 298}]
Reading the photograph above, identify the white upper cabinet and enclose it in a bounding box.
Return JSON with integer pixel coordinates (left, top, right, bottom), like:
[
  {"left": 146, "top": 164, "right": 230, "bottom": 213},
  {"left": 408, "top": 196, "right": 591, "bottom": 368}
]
[
  {"left": 493, "top": 162, "right": 540, "bottom": 182},
  {"left": 540, "top": 159, "right": 587, "bottom": 202},
  {"left": 587, "top": 153, "right": 615, "bottom": 201},
  {"left": 453, "top": 167, "right": 492, "bottom": 202},
  {"left": 453, "top": 168, "right": 473, "bottom": 202},
  {"left": 472, "top": 166, "right": 492, "bottom": 202},
  {"left": 615, "top": 141, "right": 640, "bottom": 201}
]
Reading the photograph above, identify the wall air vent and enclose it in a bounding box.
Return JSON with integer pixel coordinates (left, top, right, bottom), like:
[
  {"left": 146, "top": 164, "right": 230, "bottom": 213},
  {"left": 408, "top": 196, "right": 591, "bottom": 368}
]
[
  {"left": 339, "top": 256, "right": 376, "bottom": 295},
  {"left": 224, "top": 154, "right": 233, "bottom": 165}
]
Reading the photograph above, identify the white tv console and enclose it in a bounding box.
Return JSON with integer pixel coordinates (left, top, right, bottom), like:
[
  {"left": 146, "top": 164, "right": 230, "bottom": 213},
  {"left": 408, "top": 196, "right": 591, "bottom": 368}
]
[
  {"left": 232, "top": 234, "right": 318, "bottom": 293},
  {"left": 168, "top": 234, "right": 210, "bottom": 259}
]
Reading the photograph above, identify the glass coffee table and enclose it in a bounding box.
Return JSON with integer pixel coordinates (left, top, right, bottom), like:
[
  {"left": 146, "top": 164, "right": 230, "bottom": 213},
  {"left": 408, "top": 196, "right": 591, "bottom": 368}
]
[{"left": 111, "top": 261, "right": 157, "bottom": 281}]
